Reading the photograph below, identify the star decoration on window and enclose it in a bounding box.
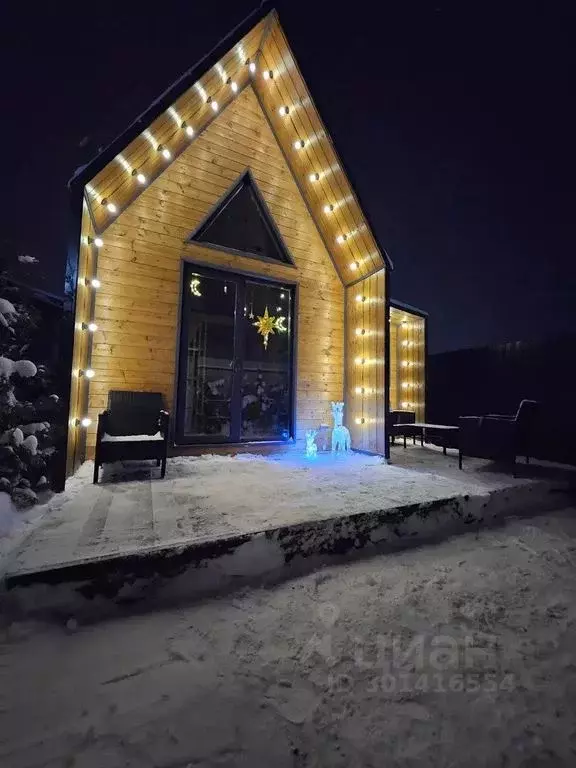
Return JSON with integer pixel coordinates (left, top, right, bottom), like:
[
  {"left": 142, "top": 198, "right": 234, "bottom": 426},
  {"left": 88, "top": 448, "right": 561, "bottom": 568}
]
[{"left": 253, "top": 306, "right": 287, "bottom": 349}]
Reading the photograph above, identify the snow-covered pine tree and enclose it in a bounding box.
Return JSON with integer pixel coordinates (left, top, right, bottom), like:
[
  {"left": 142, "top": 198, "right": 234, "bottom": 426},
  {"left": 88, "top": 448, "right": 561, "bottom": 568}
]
[{"left": 0, "top": 260, "right": 61, "bottom": 507}]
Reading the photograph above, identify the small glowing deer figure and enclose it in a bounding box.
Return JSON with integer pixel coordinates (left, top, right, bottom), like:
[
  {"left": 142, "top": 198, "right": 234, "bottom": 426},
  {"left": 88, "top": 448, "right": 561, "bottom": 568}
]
[
  {"left": 305, "top": 429, "right": 318, "bottom": 458},
  {"left": 330, "top": 401, "right": 351, "bottom": 454}
]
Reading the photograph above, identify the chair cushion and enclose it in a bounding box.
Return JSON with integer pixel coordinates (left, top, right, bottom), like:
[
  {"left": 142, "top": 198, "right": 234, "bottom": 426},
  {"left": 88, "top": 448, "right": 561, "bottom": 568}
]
[{"left": 102, "top": 432, "right": 164, "bottom": 443}]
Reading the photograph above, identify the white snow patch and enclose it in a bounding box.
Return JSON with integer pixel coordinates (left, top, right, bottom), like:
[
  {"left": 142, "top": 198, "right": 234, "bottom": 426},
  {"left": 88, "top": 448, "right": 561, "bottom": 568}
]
[{"left": 101, "top": 432, "right": 164, "bottom": 442}]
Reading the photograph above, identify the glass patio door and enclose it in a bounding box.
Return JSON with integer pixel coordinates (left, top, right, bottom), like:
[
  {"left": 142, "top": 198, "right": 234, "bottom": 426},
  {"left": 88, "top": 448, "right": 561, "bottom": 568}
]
[{"left": 176, "top": 265, "right": 293, "bottom": 444}]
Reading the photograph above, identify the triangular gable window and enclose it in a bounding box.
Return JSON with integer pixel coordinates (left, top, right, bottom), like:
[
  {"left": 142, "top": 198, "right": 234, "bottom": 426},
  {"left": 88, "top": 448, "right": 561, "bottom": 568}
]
[{"left": 189, "top": 172, "right": 293, "bottom": 265}]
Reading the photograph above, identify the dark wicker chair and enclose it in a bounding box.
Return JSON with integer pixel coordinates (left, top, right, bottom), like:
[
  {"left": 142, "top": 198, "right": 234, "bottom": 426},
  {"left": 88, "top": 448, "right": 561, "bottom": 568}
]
[
  {"left": 93, "top": 391, "right": 170, "bottom": 484},
  {"left": 388, "top": 409, "right": 416, "bottom": 446},
  {"left": 458, "top": 399, "right": 539, "bottom": 470}
]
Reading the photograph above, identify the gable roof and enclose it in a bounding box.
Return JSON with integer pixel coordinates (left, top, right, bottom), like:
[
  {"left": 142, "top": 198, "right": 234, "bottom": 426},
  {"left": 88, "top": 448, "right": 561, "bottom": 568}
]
[{"left": 70, "top": 4, "right": 392, "bottom": 285}]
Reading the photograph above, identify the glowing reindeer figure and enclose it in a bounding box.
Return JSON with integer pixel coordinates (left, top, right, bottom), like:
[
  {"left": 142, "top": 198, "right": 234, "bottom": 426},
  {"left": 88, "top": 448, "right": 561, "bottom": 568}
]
[
  {"left": 305, "top": 429, "right": 318, "bottom": 458},
  {"left": 330, "top": 401, "right": 351, "bottom": 454}
]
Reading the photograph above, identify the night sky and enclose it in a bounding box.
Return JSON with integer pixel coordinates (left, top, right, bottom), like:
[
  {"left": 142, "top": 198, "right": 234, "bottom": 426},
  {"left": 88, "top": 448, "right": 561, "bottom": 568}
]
[{"left": 1, "top": 2, "right": 574, "bottom": 353}]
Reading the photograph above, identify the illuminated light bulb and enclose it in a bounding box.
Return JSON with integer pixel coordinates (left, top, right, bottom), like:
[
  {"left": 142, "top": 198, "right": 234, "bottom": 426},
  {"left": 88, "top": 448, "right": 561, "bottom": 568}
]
[
  {"left": 355, "top": 387, "right": 362, "bottom": 394},
  {"left": 158, "top": 145, "right": 171, "bottom": 160},
  {"left": 336, "top": 233, "right": 348, "bottom": 244},
  {"left": 355, "top": 357, "right": 366, "bottom": 365},
  {"left": 132, "top": 169, "right": 147, "bottom": 184},
  {"left": 85, "top": 369, "right": 95, "bottom": 379},
  {"left": 323, "top": 204, "right": 334, "bottom": 214},
  {"left": 245, "top": 58, "right": 256, "bottom": 73},
  {"left": 80, "top": 417, "right": 92, "bottom": 428},
  {"left": 402, "top": 382, "right": 409, "bottom": 389},
  {"left": 309, "top": 172, "right": 320, "bottom": 182},
  {"left": 279, "top": 105, "right": 290, "bottom": 116},
  {"left": 280, "top": 292, "right": 285, "bottom": 299},
  {"left": 294, "top": 139, "right": 306, "bottom": 150},
  {"left": 82, "top": 322, "right": 98, "bottom": 332},
  {"left": 102, "top": 199, "right": 117, "bottom": 214},
  {"left": 401, "top": 360, "right": 408, "bottom": 367},
  {"left": 402, "top": 402, "right": 409, "bottom": 409},
  {"left": 402, "top": 340, "right": 409, "bottom": 347},
  {"left": 355, "top": 417, "right": 366, "bottom": 425},
  {"left": 355, "top": 328, "right": 366, "bottom": 336},
  {"left": 206, "top": 97, "right": 218, "bottom": 112},
  {"left": 87, "top": 278, "right": 101, "bottom": 289},
  {"left": 263, "top": 69, "right": 274, "bottom": 80},
  {"left": 355, "top": 295, "right": 366, "bottom": 303},
  {"left": 182, "top": 122, "right": 194, "bottom": 137},
  {"left": 226, "top": 77, "right": 238, "bottom": 93},
  {"left": 88, "top": 236, "right": 103, "bottom": 248}
]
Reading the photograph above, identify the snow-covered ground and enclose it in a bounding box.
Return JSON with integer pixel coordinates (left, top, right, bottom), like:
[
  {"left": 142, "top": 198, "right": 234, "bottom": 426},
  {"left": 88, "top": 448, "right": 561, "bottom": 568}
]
[
  {"left": 2, "top": 507, "right": 576, "bottom": 767},
  {"left": 2, "top": 449, "right": 541, "bottom": 577}
]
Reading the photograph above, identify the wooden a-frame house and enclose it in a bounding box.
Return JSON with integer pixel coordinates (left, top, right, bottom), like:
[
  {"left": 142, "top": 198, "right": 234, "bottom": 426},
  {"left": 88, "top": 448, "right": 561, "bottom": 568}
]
[{"left": 65, "top": 5, "right": 426, "bottom": 478}]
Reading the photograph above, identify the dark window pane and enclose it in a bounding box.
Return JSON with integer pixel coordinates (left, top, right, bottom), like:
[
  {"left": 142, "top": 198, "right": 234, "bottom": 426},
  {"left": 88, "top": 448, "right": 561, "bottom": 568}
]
[
  {"left": 190, "top": 174, "right": 292, "bottom": 264},
  {"left": 183, "top": 274, "right": 236, "bottom": 438}
]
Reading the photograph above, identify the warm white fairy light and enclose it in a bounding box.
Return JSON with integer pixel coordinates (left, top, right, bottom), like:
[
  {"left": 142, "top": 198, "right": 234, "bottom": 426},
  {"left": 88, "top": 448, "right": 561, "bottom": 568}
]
[
  {"left": 87, "top": 236, "right": 103, "bottom": 248},
  {"left": 355, "top": 328, "right": 366, "bottom": 336},
  {"left": 207, "top": 96, "right": 219, "bottom": 112},
  {"left": 279, "top": 105, "right": 290, "bottom": 116},
  {"left": 402, "top": 402, "right": 410, "bottom": 409},
  {"left": 80, "top": 417, "right": 92, "bottom": 428},
  {"left": 82, "top": 322, "right": 98, "bottom": 332},
  {"left": 158, "top": 145, "right": 171, "bottom": 160},
  {"left": 401, "top": 360, "right": 408, "bottom": 367},
  {"left": 323, "top": 204, "right": 334, "bottom": 214},
  {"left": 355, "top": 357, "right": 366, "bottom": 366},
  {"left": 355, "top": 295, "right": 366, "bottom": 303},
  {"left": 102, "top": 199, "right": 117, "bottom": 214},
  {"left": 245, "top": 58, "right": 256, "bottom": 73},
  {"left": 132, "top": 169, "right": 147, "bottom": 185},
  {"left": 226, "top": 77, "right": 238, "bottom": 93},
  {"left": 350, "top": 261, "right": 360, "bottom": 271},
  {"left": 336, "top": 233, "right": 348, "bottom": 244},
  {"left": 263, "top": 69, "right": 274, "bottom": 80},
  {"left": 182, "top": 121, "right": 194, "bottom": 137},
  {"left": 309, "top": 172, "right": 320, "bottom": 182},
  {"left": 355, "top": 387, "right": 364, "bottom": 394},
  {"left": 294, "top": 139, "right": 306, "bottom": 150},
  {"left": 355, "top": 417, "right": 366, "bottom": 425}
]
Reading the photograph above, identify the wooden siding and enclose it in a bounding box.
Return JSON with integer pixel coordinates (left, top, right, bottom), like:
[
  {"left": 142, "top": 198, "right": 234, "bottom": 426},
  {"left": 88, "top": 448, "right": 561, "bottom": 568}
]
[
  {"left": 345, "top": 270, "right": 387, "bottom": 454},
  {"left": 254, "top": 17, "right": 387, "bottom": 285},
  {"left": 389, "top": 306, "right": 426, "bottom": 421},
  {"left": 79, "top": 86, "right": 344, "bottom": 455},
  {"left": 66, "top": 203, "right": 95, "bottom": 474}
]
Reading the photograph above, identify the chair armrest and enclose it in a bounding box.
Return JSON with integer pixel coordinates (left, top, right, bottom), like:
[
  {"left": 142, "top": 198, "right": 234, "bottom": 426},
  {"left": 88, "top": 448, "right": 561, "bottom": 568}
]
[
  {"left": 95, "top": 411, "right": 110, "bottom": 447},
  {"left": 159, "top": 409, "right": 170, "bottom": 438}
]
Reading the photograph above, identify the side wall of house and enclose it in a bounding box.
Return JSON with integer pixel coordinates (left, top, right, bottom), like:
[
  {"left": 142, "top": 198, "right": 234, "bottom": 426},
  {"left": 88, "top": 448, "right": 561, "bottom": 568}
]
[
  {"left": 67, "top": 202, "right": 96, "bottom": 473},
  {"left": 80, "top": 86, "right": 344, "bottom": 457},
  {"left": 345, "top": 270, "right": 387, "bottom": 454},
  {"left": 389, "top": 306, "right": 426, "bottom": 421}
]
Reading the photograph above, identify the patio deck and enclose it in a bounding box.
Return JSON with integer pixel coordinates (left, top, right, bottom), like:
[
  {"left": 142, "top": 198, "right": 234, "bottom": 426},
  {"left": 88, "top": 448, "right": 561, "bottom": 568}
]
[{"left": 2, "top": 444, "right": 573, "bottom": 618}]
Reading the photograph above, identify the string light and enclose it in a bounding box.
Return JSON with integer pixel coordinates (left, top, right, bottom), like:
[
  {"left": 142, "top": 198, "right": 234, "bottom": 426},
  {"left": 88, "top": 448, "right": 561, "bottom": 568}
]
[
  {"left": 263, "top": 70, "right": 274, "bottom": 80},
  {"left": 323, "top": 204, "right": 334, "bottom": 214},
  {"left": 85, "top": 277, "right": 101, "bottom": 289},
  {"left": 79, "top": 368, "right": 95, "bottom": 379},
  {"left": 355, "top": 387, "right": 365, "bottom": 395},
  {"left": 87, "top": 236, "right": 103, "bottom": 248},
  {"left": 182, "top": 122, "right": 194, "bottom": 137},
  {"left": 355, "top": 357, "right": 366, "bottom": 365},
  {"left": 336, "top": 234, "right": 348, "bottom": 244},
  {"left": 226, "top": 77, "right": 238, "bottom": 93},
  {"left": 132, "top": 169, "right": 147, "bottom": 184},
  {"left": 355, "top": 328, "right": 366, "bottom": 336},
  {"left": 294, "top": 139, "right": 306, "bottom": 150},
  {"left": 355, "top": 417, "right": 366, "bottom": 425},
  {"left": 82, "top": 322, "right": 98, "bottom": 332},
  {"left": 309, "top": 172, "right": 320, "bottom": 182},
  {"left": 158, "top": 145, "right": 171, "bottom": 160},
  {"left": 102, "top": 199, "right": 116, "bottom": 214},
  {"left": 245, "top": 58, "right": 256, "bottom": 73},
  {"left": 350, "top": 261, "right": 360, "bottom": 271},
  {"left": 75, "top": 417, "right": 92, "bottom": 428},
  {"left": 207, "top": 96, "right": 219, "bottom": 112},
  {"left": 279, "top": 105, "right": 290, "bottom": 116},
  {"left": 355, "top": 295, "right": 366, "bottom": 303}
]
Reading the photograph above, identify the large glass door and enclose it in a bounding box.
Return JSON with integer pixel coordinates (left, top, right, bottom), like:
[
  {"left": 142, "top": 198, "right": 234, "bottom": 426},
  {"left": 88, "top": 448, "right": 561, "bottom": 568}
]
[{"left": 176, "top": 265, "right": 294, "bottom": 444}]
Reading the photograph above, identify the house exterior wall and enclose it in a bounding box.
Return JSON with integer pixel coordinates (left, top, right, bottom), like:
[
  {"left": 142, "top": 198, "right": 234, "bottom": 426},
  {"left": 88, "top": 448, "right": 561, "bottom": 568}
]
[
  {"left": 345, "top": 270, "right": 387, "bottom": 454},
  {"left": 389, "top": 306, "right": 426, "bottom": 422},
  {"left": 77, "top": 86, "right": 344, "bottom": 457}
]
